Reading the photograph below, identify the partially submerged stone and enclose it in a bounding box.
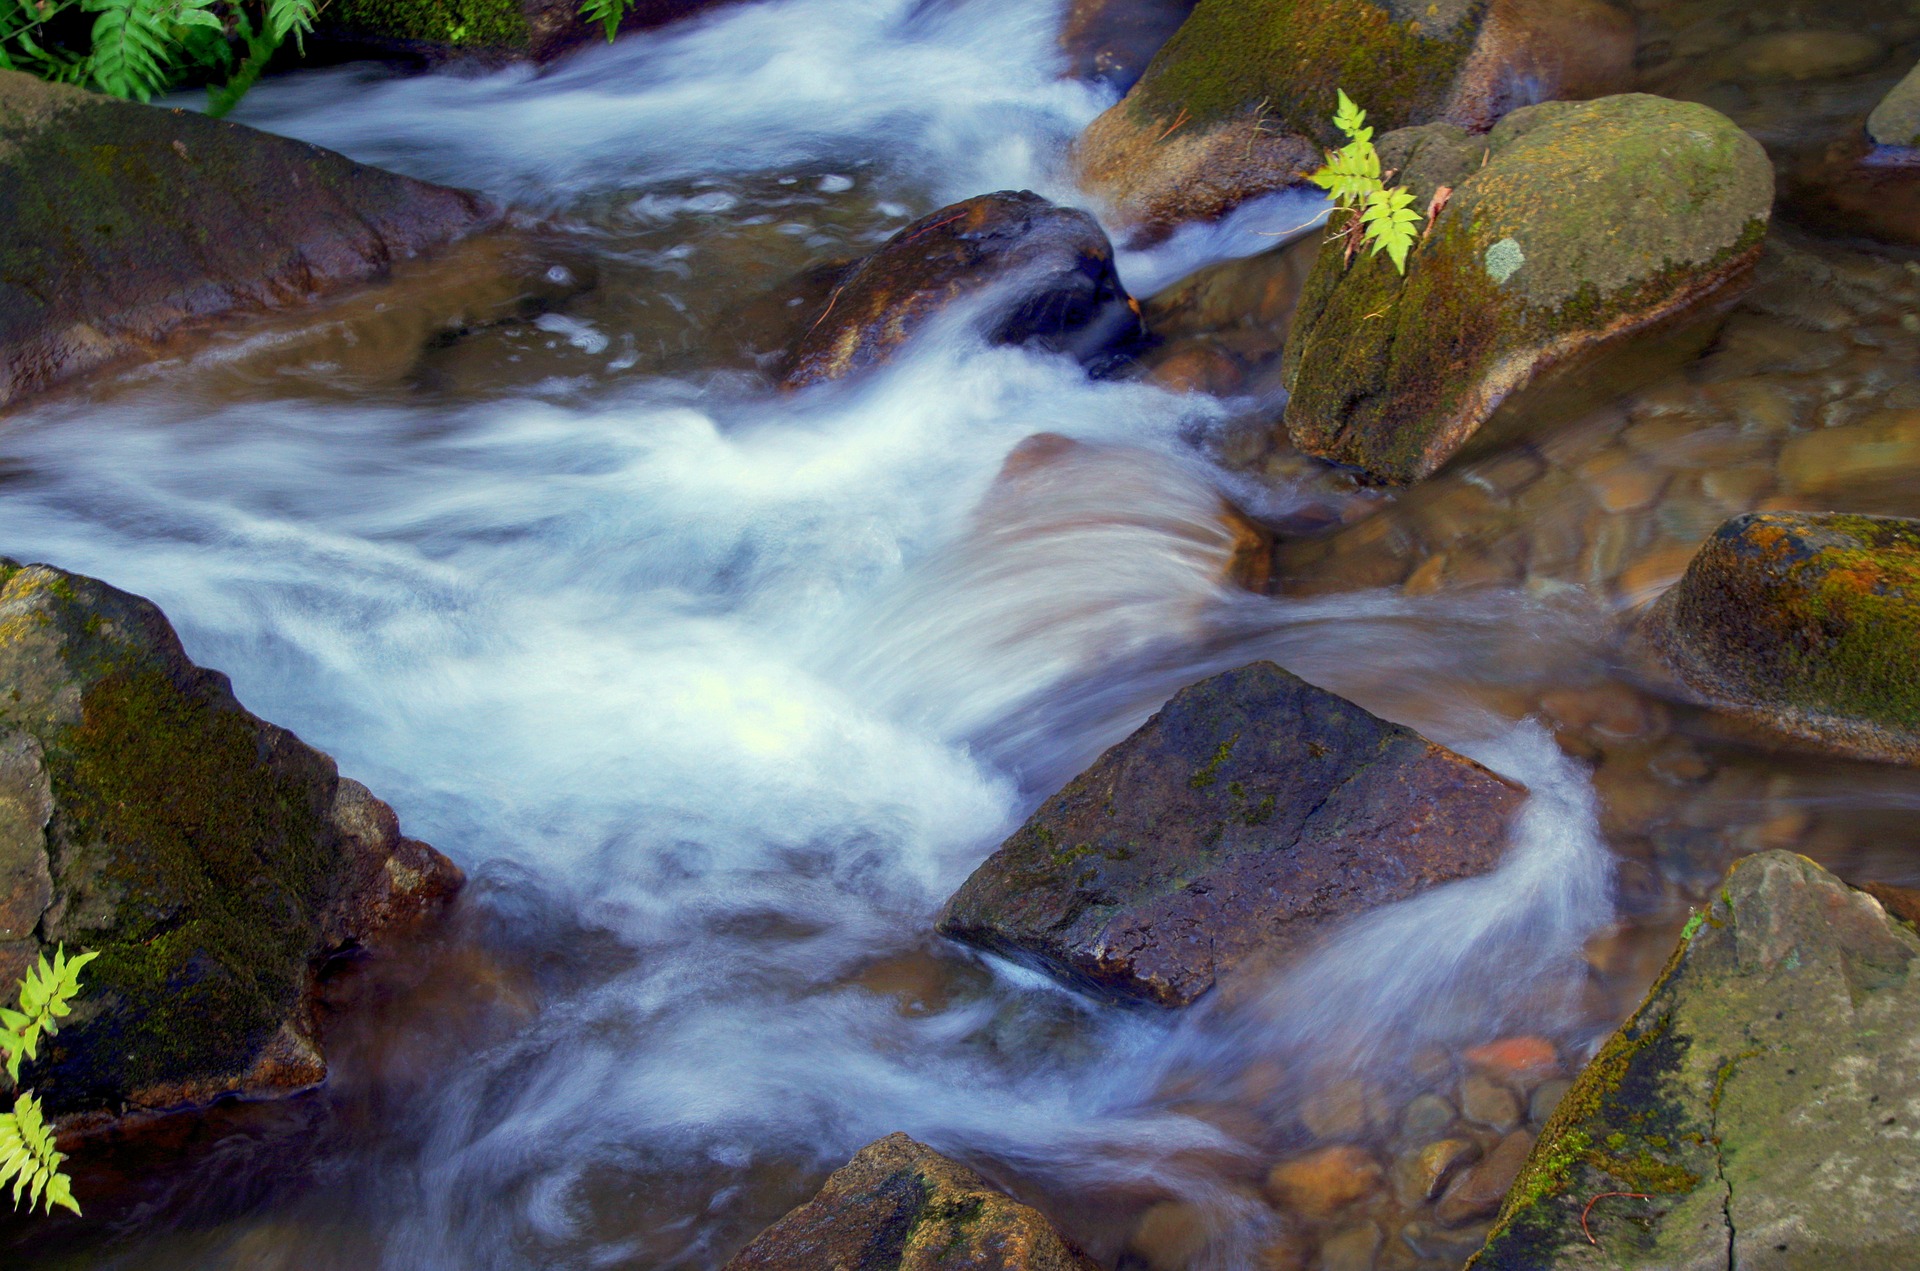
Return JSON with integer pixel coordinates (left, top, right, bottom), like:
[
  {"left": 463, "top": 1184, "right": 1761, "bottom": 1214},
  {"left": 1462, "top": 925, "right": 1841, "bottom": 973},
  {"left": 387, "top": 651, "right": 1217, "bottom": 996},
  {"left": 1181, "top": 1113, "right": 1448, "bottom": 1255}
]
[
  {"left": 1072, "top": 0, "right": 1633, "bottom": 239},
  {"left": 1868, "top": 59, "right": 1920, "bottom": 148},
  {"left": 1782, "top": 61, "right": 1920, "bottom": 248},
  {"left": 723, "top": 1132, "right": 1098, "bottom": 1270},
  {"left": 1635, "top": 511, "right": 1920, "bottom": 765},
  {"left": 1469, "top": 851, "right": 1920, "bottom": 1267},
  {"left": 781, "top": 191, "right": 1140, "bottom": 388},
  {"left": 0, "top": 71, "right": 491, "bottom": 411},
  {"left": 0, "top": 562, "right": 461, "bottom": 1119},
  {"left": 1281, "top": 95, "right": 1773, "bottom": 485},
  {"left": 937, "top": 662, "right": 1525, "bottom": 1006}
]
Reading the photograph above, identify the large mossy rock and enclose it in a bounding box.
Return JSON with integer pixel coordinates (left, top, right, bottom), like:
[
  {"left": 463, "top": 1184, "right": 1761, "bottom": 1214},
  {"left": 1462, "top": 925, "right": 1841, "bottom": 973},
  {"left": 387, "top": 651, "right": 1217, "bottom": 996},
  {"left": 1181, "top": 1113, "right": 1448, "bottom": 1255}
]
[
  {"left": 0, "top": 71, "right": 490, "bottom": 412},
  {"left": 1469, "top": 851, "right": 1920, "bottom": 1268},
  {"left": 317, "top": 0, "right": 724, "bottom": 62},
  {"left": 781, "top": 191, "right": 1140, "bottom": 389},
  {"left": 1280, "top": 95, "right": 1773, "bottom": 485},
  {"left": 1072, "top": 0, "right": 1633, "bottom": 239},
  {"left": 723, "top": 1133, "right": 1099, "bottom": 1271},
  {"left": 0, "top": 562, "right": 460, "bottom": 1119},
  {"left": 1635, "top": 511, "right": 1920, "bottom": 765},
  {"left": 937, "top": 662, "right": 1525, "bottom": 1007}
]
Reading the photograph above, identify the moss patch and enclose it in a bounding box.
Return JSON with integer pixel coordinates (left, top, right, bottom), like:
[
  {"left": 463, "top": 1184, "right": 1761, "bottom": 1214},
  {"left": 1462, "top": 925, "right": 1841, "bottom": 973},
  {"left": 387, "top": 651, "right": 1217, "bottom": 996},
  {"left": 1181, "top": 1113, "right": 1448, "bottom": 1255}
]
[{"left": 323, "top": 0, "right": 532, "bottom": 49}]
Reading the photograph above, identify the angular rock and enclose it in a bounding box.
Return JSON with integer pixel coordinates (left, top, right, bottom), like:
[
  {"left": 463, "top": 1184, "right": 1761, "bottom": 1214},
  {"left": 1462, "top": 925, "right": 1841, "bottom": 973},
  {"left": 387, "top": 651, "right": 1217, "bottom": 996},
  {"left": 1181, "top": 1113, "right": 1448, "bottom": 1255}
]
[
  {"left": 1635, "top": 511, "right": 1920, "bottom": 765},
  {"left": 0, "top": 562, "right": 461, "bottom": 1118},
  {"left": 0, "top": 71, "right": 491, "bottom": 412},
  {"left": 1072, "top": 0, "right": 1633, "bottom": 240},
  {"left": 1468, "top": 851, "right": 1920, "bottom": 1268},
  {"left": 781, "top": 191, "right": 1140, "bottom": 389},
  {"left": 1869, "top": 60, "right": 1920, "bottom": 148},
  {"left": 723, "top": 1133, "right": 1098, "bottom": 1271},
  {"left": 317, "top": 0, "right": 725, "bottom": 62},
  {"left": 937, "top": 662, "right": 1525, "bottom": 1006},
  {"left": 1281, "top": 95, "right": 1773, "bottom": 485}
]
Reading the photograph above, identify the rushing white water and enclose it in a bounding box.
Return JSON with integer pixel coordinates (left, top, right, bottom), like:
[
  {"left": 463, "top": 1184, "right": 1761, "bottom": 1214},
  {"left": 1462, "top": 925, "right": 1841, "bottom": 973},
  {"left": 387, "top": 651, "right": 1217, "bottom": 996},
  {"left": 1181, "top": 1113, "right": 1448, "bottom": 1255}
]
[{"left": 13, "top": 2, "right": 1615, "bottom": 1267}]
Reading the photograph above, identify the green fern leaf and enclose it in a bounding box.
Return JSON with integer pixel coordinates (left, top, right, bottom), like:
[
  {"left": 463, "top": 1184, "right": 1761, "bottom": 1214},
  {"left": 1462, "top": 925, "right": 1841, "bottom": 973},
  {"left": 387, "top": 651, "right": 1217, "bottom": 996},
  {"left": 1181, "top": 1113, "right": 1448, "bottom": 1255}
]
[
  {"left": 2, "top": 947, "right": 95, "bottom": 1083},
  {"left": 1361, "top": 185, "right": 1421, "bottom": 274},
  {"left": 0, "top": 1092, "right": 76, "bottom": 1215},
  {"left": 578, "top": 0, "right": 628, "bottom": 41},
  {"left": 81, "top": 0, "right": 174, "bottom": 100},
  {"left": 266, "top": 0, "right": 317, "bottom": 47}
]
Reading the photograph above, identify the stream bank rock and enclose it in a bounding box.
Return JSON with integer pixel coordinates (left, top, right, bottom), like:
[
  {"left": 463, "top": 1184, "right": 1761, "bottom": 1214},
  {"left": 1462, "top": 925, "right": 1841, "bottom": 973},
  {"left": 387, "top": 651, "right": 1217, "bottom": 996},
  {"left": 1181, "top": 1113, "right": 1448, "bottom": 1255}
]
[
  {"left": 1468, "top": 851, "right": 1920, "bottom": 1268},
  {"left": 1072, "top": 0, "right": 1633, "bottom": 240},
  {"left": 1280, "top": 95, "right": 1773, "bottom": 485},
  {"left": 723, "top": 1133, "right": 1099, "bottom": 1271},
  {"left": 0, "top": 71, "right": 491, "bottom": 412},
  {"left": 0, "top": 562, "right": 461, "bottom": 1120},
  {"left": 937, "top": 661, "right": 1525, "bottom": 1007},
  {"left": 317, "top": 0, "right": 723, "bottom": 62},
  {"left": 781, "top": 191, "right": 1140, "bottom": 389},
  {"left": 1634, "top": 511, "right": 1920, "bottom": 765}
]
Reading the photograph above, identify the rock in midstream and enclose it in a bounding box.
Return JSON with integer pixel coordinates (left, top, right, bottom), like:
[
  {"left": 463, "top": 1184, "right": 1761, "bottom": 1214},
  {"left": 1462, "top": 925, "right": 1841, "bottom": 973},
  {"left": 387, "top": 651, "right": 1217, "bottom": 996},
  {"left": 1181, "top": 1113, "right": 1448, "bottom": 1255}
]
[
  {"left": 0, "top": 561, "right": 461, "bottom": 1122},
  {"left": 1280, "top": 94, "right": 1775, "bottom": 485},
  {"left": 0, "top": 70, "right": 492, "bottom": 412},
  {"left": 722, "top": 1133, "right": 1099, "bottom": 1271},
  {"left": 937, "top": 661, "right": 1526, "bottom": 1007},
  {"left": 1469, "top": 850, "right": 1920, "bottom": 1268},
  {"left": 1632, "top": 510, "right": 1920, "bottom": 765},
  {"left": 780, "top": 190, "right": 1141, "bottom": 390}
]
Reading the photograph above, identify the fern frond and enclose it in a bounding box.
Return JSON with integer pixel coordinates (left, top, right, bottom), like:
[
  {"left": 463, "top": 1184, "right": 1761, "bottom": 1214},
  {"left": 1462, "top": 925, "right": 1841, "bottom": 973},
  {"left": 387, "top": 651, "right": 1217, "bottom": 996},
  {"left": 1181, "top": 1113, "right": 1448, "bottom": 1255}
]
[
  {"left": 0, "top": 1092, "right": 77, "bottom": 1215},
  {"left": 1361, "top": 185, "right": 1421, "bottom": 274},
  {"left": 1, "top": 947, "right": 96, "bottom": 1084},
  {"left": 80, "top": 0, "right": 174, "bottom": 100},
  {"left": 578, "top": 0, "right": 629, "bottom": 41},
  {"left": 266, "top": 0, "right": 317, "bottom": 48},
  {"left": 1332, "top": 88, "right": 1368, "bottom": 144}
]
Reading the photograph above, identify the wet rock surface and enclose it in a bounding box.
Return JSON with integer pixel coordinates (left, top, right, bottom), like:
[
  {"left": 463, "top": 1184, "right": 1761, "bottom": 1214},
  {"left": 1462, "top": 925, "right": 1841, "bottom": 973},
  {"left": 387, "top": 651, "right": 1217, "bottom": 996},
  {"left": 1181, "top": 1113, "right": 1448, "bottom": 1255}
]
[
  {"left": 937, "top": 661, "right": 1525, "bottom": 1006},
  {"left": 1869, "top": 59, "right": 1920, "bottom": 147},
  {"left": 0, "top": 562, "right": 460, "bottom": 1120},
  {"left": 1469, "top": 851, "right": 1920, "bottom": 1268},
  {"left": 722, "top": 1133, "right": 1099, "bottom": 1270},
  {"left": 1635, "top": 510, "right": 1920, "bottom": 764},
  {"left": 317, "top": 0, "right": 728, "bottom": 63},
  {"left": 1281, "top": 94, "right": 1774, "bottom": 485},
  {"left": 0, "top": 71, "right": 491, "bottom": 412},
  {"left": 780, "top": 191, "right": 1140, "bottom": 389}
]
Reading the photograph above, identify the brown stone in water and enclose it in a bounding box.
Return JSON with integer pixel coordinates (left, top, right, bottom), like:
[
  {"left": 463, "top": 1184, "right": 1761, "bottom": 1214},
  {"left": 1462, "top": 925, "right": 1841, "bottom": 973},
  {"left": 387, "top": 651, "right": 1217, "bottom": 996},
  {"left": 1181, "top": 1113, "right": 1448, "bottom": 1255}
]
[
  {"left": 937, "top": 662, "right": 1526, "bottom": 1007},
  {"left": 723, "top": 1133, "right": 1098, "bottom": 1271},
  {"left": 780, "top": 191, "right": 1140, "bottom": 389},
  {"left": 1862, "top": 880, "right": 1920, "bottom": 930},
  {"left": 1434, "top": 1129, "right": 1532, "bottom": 1227},
  {"left": 1264, "top": 1145, "right": 1384, "bottom": 1217}
]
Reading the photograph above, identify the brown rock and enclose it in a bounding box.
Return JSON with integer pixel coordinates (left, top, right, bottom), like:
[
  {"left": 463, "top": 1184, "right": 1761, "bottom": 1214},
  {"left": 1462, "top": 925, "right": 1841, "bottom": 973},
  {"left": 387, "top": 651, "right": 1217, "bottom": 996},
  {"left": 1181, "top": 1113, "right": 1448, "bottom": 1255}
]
[
  {"left": 1319, "top": 1221, "right": 1384, "bottom": 1271},
  {"left": 1391, "top": 1138, "right": 1481, "bottom": 1207},
  {"left": 1459, "top": 1073, "right": 1522, "bottom": 1131},
  {"left": 1434, "top": 1130, "right": 1532, "bottom": 1226},
  {"left": 937, "top": 662, "right": 1526, "bottom": 1006},
  {"left": 724, "top": 1133, "right": 1098, "bottom": 1271},
  {"left": 1128, "top": 1199, "right": 1213, "bottom": 1270},
  {"left": 1782, "top": 135, "right": 1920, "bottom": 248},
  {"left": 1461, "top": 1036, "right": 1562, "bottom": 1085},
  {"left": 1057, "top": 0, "right": 1196, "bottom": 91},
  {"left": 780, "top": 191, "right": 1139, "bottom": 388},
  {"left": 1862, "top": 880, "right": 1920, "bottom": 929},
  {"left": 1264, "top": 1145, "right": 1384, "bottom": 1217}
]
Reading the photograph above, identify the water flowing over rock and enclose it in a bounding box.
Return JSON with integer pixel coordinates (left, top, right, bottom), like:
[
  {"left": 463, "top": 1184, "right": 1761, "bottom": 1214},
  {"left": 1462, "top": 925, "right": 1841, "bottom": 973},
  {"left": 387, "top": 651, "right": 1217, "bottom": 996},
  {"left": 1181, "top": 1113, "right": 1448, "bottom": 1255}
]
[
  {"left": 780, "top": 191, "right": 1140, "bottom": 389},
  {"left": 1634, "top": 511, "right": 1920, "bottom": 765},
  {"left": 1071, "top": 0, "right": 1634, "bottom": 240},
  {"left": 0, "top": 562, "right": 460, "bottom": 1120},
  {"left": 1281, "top": 95, "right": 1773, "bottom": 485},
  {"left": 722, "top": 1133, "right": 1099, "bottom": 1270},
  {"left": 937, "top": 662, "right": 1525, "bottom": 1007},
  {"left": 0, "top": 71, "right": 491, "bottom": 413},
  {"left": 1469, "top": 851, "right": 1920, "bottom": 1268}
]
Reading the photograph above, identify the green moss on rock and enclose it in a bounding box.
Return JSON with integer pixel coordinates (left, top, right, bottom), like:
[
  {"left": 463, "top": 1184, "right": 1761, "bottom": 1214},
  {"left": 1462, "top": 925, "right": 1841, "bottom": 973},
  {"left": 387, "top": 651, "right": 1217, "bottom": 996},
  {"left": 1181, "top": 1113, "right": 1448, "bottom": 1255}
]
[{"left": 324, "top": 0, "right": 532, "bottom": 49}]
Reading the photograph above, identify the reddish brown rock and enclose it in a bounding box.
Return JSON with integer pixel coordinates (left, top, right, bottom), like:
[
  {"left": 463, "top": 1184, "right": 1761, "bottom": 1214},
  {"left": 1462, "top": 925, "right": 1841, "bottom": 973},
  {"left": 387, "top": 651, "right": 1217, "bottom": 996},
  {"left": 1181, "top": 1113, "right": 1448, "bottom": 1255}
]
[
  {"left": 1264, "top": 1145, "right": 1384, "bottom": 1218},
  {"left": 937, "top": 662, "right": 1526, "bottom": 1006},
  {"left": 723, "top": 1133, "right": 1098, "bottom": 1271},
  {"left": 781, "top": 191, "right": 1140, "bottom": 389},
  {"left": 1781, "top": 134, "right": 1920, "bottom": 248}
]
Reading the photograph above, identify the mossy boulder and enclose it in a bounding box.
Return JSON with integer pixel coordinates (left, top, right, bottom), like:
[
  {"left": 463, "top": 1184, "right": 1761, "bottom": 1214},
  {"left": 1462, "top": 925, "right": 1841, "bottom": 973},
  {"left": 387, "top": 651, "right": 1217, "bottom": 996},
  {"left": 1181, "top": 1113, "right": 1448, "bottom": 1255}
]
[
  {"left": 1868, "top": 60, "right": 1920, "bottom": 149},
  {"left": 781, "top": 191, "right": 1141, "bottom": 389},
  {"left": 937, "top": 661, "right": 1524, "bottom": 1007},
  {"left": 723, "top": 1133, "right": 1099, "bottom": 1270},
  {"left": 1072, "top": 0, "right": 1633, "bottom": 239},
  {"left": 316, "top": 0, "right": 726, "bottom": 61},
  {"left": 0, "top": 562, "right": 460, "bottom": 1120},
  {"left": 0, "top": 71, "right": 491, "bottom": 412},
  {"left": 1634, "top": 511, "right": 1920, "bottom": 765},
  {"left": 1468, "top": 851, "right": 1920, "bottom": 1268},
  {"left": 1281, "top": 95, "right": 1773, "bottom": 485}
]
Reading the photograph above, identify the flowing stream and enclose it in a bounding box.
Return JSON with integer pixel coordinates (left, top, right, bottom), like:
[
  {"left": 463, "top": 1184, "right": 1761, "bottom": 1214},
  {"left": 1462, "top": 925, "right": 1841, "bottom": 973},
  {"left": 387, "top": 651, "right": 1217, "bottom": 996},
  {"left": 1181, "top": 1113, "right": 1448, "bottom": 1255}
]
[{"left": 8, "top": 0, "right": 1920, "bottom": 1267}]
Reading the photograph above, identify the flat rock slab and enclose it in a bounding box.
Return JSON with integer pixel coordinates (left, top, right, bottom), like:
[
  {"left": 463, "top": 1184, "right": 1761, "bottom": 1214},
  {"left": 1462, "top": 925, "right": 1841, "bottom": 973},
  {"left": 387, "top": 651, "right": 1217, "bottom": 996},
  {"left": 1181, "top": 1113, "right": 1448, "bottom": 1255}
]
[
  {"left": 1469, "top": 851, "right": 1920, "bottom": 1268},
  {"left": 938, "top": 662, "right": 1525, "bottom": 1006},
  {"left": 724, "top": 1133, "right": 1098, "bottom": 1271}
]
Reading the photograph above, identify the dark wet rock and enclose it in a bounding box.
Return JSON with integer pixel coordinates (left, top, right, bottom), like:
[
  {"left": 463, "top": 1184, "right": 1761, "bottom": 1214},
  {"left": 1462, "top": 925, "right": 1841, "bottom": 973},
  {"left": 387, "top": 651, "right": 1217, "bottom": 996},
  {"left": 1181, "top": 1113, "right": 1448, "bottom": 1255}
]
[
  {"left": 1869, "top": 60, "right": 1920, "bottom": 148},
  {"left": 1782, "top": 133, "right": 1920, "bottom": 249},
  {"left": 1138, "top": 232, "right": 1320, "bottom": 398},
  {"left": 1634, "top": 511, "right": 1920, "bottom": 765},
  {"left": 937, "top": 662, "right": 1525, "bottom": 1007},
  {"left": 722, "top": 1132, "right": 1098, "bottom": 1271},
  {"left": 0, "top": 562, "right": 461, "bottom": 1120},
  {"left": 1057, "top": 0, "right": 1196, "bottom": 93},
  {"left": 1281, "top": 95, "right": 1773, "bottom": 485},
  {"left": 0, "top": 71, "right": 490, "bottom": 412},
  {"left": 1468, "top": 851, "right": 1920, "bottom": 1268},
  {"left": 780, "top": 191, "right": 1140, "bottom": 389},
  {"left": 1072, "top": 0, "right": 1633, "bottom": 240},
  {"left": 317, "top": 0, "right": 727, "bottom": 62}
]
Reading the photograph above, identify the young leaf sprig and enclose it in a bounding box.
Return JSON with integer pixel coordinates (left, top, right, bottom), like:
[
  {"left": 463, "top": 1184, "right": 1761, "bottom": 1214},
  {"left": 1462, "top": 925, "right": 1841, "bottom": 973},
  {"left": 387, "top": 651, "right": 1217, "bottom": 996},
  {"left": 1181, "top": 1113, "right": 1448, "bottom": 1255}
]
[
  {"left": 0, "top": 946, "right": 96, "bottom": 1217},
  {"left": 1309, "top": 90, "right": 1423, "bottom": 275}
]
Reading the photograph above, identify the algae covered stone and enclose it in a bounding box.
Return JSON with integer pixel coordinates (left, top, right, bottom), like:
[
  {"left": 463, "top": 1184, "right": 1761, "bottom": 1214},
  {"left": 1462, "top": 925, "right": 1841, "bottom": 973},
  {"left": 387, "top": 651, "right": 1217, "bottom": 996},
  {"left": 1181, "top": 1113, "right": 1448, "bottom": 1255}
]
[
  {"left": 1281, "top": 94, "right": 1773, "bottom": 484},
  {"left": 0, "top": 561, "right": 461, "bottom": 1118},
  {"left": 1636, "top": 511, "right": 1920, "bottom": 764},
  {"left": 1868, "top": 59, "right": 1920, "bottom": 149},
  {"left": 1469, "top": 851, "right": 1920, "bottom": 1268},
  {"left": 723, "top": 1132, "right": 1099, "bottom": 1270},
  {"left": 937, "top": 662, "right": 1525, "bottom": 1007}
]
